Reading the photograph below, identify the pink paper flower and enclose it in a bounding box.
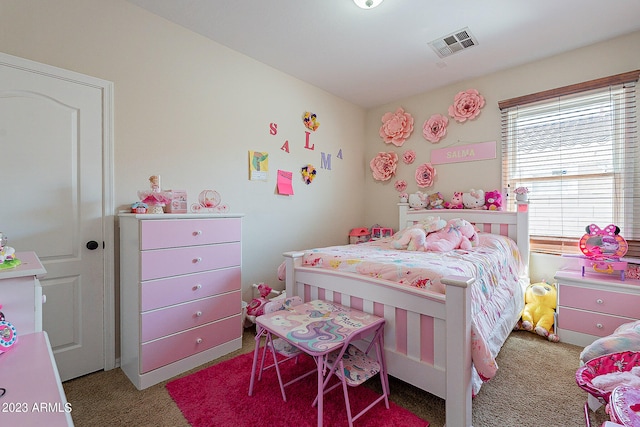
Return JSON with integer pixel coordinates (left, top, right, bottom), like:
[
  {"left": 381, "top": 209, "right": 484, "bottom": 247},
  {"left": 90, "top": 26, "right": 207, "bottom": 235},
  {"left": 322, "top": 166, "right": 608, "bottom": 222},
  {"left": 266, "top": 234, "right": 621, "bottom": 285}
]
[
  {"left": 370, "top": 151, "right": 398, "bottom": 181},
  {"left": 415, "top": 163, "right": 436, "bottom": 188},
  {"left": 422, "top": 114, "right": 449, "bottom": 143},
  {"left": 394, "top": 179, "right": 407, "bottom": 192},
  {"left": 379, "top": 107, "right": 414, "bottom": 147},
  {"left": 448, "top": 89, "right": 485, "bottom": 123},
  {"left": 402, "top": 149, "right": 416, "bottom": 164}
]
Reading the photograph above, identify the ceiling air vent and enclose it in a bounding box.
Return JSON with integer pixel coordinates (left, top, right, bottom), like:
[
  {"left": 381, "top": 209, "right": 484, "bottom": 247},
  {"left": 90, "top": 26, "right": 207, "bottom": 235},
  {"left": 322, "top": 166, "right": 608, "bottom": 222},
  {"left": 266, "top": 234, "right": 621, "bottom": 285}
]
[{"left": 428, "top": 27, "right": 478, "bottom": 59}]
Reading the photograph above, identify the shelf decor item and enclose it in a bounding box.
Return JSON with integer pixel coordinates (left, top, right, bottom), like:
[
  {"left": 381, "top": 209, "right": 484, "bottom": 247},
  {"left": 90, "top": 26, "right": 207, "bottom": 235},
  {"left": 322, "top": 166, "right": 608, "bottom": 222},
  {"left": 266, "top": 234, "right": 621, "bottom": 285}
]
[
  {"left": 514, "top": 186, "right": 529, "bottom": 202},
  {"left": 578, "top": 224, "right": 629, "bottom": 280},
  {"left": 137, "top": 175, "right": 172, "bottom": 214}
]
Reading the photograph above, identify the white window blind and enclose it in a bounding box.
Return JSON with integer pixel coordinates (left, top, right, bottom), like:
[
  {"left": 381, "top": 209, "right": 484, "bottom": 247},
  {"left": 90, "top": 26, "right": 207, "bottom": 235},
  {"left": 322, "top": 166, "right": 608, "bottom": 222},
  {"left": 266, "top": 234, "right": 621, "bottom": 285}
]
[{"left": 500, "top": 71, "right": 639, "bottom": 257}]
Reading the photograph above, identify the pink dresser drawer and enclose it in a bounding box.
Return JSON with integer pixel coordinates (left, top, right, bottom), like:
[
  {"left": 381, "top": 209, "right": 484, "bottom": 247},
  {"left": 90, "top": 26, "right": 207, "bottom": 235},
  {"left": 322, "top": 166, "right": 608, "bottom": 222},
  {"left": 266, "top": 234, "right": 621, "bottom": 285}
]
[
  {"left": 141, "top": 267, "right": 240, "bottom": 311},
  {"left": 141, "top": 291, "right": 240, "bottom": 342},
  {"left": 141, "top": 218, "right": 241, "bottom": 250},
  {"left": 141, "top": 242, "right": 240, "bottom": 281},
  {"left": 558, "top": 285, "right": 640, "bottom": 319},
  {"left": 140, "top": 315, "right": 240, "bottom": 373},
  {"left": 558, "top": 307, "right": 632, "bottom": 338}
]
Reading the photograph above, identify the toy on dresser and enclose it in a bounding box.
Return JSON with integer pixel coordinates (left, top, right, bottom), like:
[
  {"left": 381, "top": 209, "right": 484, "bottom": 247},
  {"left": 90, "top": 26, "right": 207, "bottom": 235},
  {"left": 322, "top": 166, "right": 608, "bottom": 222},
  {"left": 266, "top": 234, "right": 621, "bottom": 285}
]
[
  {"left": 578, "top": 224, "right": 629, "bottom": 281},
  {"left": 0, "top": 232, "right": 17, "bottom": 266}
]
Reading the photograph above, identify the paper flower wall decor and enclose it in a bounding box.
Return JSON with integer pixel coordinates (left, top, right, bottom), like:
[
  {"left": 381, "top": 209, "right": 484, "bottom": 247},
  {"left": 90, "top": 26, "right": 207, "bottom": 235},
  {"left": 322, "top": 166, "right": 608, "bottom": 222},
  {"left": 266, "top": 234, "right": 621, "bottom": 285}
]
[
  {"left": 379, "top": 107, "right": 414, "bottom": 147},
  {"left": 402, "top": 149, "right": 416, "bottom": 164},
  {"left": 303, "top": 112, "right": 320, "bottom": 131},
  {"left": 415, "top": 162, "right": 436, "bottom": 188},
  {"left": 448, "top": 89, "right": 486, "bottom": 123},
  {"left": 423, "top": 114, "right": 449, "bottom": 143},
  {"left": 370, "top": 151, "right": 398, "bottom": 181},
  {"left": 394, "top": 179, "right": 407, "bottom": 193},
  {"left": 301, "top": 164, "right": 317, "bottom": 184}
]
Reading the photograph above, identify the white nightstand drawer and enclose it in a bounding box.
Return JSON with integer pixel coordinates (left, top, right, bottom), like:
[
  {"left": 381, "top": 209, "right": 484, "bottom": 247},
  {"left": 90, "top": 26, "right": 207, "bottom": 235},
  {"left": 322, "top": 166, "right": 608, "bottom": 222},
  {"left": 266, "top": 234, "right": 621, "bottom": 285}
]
[
  {"left": 558, "top": 307, "right": 632, "bottom": 338},
  {"left": 559, "top": 284, "right": 640, "bottom": 319}
]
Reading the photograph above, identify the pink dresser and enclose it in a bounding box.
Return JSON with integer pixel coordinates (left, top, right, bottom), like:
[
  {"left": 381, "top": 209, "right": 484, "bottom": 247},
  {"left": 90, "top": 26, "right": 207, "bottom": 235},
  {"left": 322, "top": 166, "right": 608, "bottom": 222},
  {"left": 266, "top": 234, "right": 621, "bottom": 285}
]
[
  {"left": 555, "top": 270, "right": 640, "bottom": 347},
  {"left": 119, "top": 213, "right": 243, "bottom": 390}
]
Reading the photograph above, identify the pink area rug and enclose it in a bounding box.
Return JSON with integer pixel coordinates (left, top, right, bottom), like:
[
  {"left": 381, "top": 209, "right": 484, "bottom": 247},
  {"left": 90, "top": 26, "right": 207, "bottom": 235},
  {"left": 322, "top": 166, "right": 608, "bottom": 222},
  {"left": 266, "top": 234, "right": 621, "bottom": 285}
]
[{"left": 166, "top": 351, "right": 429, "bottom": 427}]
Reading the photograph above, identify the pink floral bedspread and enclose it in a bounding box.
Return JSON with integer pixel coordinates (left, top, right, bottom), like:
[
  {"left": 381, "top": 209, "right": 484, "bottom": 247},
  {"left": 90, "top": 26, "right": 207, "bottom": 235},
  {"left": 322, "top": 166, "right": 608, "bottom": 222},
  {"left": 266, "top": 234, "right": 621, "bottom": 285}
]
[{"left": 301, "top": 233, "right": 525, "bottom": 384}]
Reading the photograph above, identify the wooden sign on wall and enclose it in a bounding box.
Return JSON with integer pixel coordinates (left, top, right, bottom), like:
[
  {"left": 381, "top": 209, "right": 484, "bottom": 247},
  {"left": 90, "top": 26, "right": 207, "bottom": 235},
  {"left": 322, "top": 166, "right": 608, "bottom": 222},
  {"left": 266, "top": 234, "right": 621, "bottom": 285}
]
[{"left": 430, "top": 141, "right": 496, "bottom": 165}]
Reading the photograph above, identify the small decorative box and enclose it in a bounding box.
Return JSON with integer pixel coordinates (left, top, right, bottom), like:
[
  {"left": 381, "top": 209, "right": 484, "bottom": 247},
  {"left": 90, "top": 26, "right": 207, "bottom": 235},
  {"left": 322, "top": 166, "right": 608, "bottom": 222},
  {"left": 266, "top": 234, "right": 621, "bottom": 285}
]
[
  {"left": 165, "top": 190, "right": 188, "bottom": 213},
  {"left": 371, "top": 227, "right": 393, "bottom": 240},
  {"left": 349, "top": 227, "right": 371, "bottom": 244}
]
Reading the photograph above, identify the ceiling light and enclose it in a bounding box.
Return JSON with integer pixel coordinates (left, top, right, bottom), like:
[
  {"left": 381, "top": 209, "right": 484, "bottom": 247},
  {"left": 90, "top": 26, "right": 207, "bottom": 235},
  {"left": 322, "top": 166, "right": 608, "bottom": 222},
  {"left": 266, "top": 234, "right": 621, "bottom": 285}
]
[{"left": 353, "top": 0, "right": 384, "bottom": 9}]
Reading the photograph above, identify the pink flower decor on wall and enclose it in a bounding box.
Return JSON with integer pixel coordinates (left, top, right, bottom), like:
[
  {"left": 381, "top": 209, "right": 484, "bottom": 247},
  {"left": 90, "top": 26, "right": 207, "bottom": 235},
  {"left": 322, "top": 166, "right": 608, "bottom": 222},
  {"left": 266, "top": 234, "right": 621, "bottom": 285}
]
[
  {"left": 415, "top": 163, "right": 436, "bottom": 188},
  {"left": 370, "top": 151, "right": 398, "bottom": 181},
  {"left": 379, "top": 107, "right": 414, "bottom": 147},
  {"left": 448, "top": 89, "right": 485, "bottom": 123},
  {"left": 422, "top": 114, "right": 449, "bottom": 143},
  {"left": 402, "top": 149, "right": 416, "bottom": 164},
  {"left": 394, "top": 179, "right": 407, "bottom": 193}
]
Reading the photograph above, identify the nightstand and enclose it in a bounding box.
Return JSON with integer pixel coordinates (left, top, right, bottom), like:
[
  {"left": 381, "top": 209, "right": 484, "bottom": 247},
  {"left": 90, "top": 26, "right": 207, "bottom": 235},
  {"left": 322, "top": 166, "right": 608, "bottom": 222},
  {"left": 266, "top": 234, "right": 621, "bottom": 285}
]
[{"left": 554, "top": 270, "right": 640, "bottom": 347}]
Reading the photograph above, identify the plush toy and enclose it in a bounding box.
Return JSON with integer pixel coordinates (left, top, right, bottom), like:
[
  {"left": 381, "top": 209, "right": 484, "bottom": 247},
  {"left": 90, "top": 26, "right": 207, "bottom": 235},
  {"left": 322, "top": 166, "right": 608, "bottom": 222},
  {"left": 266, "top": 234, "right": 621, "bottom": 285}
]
[
  {"left": 444, "top": 191, "right": 464, "bottom": 209},
  {"left": 462, "top": 189, "right": 486, "bottom": 209},
  {"left": 425, "top": 218, "right": 478, "bottom": 252},
  {"left": 408, "top": 191, "right": 428, "bottom": 210},
  {"left": 393, "top": 217, "right": 447, "bottom": 251},
  {"left": 516, "top": 281, "right": 559, "bottom": 342},
  {"left": 246, "top": 283, "right": 273, "bottom": 318},
  {"left": 484, "top": 190, "right": 502, "bottom": 211},
  {"left": 427, "top": 192, "right": 445, "bottom": 209}
]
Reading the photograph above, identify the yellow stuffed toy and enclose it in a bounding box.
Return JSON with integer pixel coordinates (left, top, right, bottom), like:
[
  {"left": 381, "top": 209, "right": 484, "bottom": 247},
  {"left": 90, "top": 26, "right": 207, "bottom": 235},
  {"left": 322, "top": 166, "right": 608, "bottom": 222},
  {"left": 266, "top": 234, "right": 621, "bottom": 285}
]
[{"left": 516, "top": 281, "right": 560, "bottom": 342}]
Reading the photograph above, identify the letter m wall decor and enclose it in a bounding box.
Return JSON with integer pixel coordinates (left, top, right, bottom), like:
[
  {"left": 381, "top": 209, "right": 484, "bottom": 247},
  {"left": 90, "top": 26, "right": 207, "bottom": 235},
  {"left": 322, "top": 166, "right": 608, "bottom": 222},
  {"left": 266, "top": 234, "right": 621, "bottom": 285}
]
[{"left": 430, "top": 141, "right": 496, "bottom": 165}]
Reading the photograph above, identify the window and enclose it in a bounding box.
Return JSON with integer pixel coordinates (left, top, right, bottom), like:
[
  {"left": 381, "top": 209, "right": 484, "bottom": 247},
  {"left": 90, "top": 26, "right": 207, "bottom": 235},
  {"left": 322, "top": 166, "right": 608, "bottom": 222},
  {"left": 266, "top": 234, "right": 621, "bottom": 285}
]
[{"left": 500, "top": 71, "right": 640, "bottom": 257}]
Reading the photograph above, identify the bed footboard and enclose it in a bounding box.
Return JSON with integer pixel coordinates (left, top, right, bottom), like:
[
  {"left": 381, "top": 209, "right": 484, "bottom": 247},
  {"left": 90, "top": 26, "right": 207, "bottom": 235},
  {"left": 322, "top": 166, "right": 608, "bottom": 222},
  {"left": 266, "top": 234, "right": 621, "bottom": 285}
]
[{"left": 284, "top": 251, "right": 474, "bottom": 427}]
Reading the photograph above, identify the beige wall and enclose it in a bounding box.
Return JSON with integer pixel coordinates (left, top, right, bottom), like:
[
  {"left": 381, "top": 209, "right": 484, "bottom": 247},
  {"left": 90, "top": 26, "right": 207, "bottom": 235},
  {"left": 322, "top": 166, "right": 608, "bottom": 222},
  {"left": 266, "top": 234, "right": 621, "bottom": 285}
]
[
  {"left": 1, "top": 0, "right": 638, "bottom": 290},
  {"left": 0, "top": 0, "right": 366, "bottom": 299},
  {"left": 363, "top": 31, "right": 640, "bottom": 282}
]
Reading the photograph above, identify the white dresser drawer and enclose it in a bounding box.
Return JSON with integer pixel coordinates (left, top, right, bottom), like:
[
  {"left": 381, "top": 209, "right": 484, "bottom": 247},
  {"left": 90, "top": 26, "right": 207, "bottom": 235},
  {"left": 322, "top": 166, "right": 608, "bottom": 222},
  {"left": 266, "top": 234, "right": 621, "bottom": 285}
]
[
  {"left": 558, "top": 306, "right": 633, "bottom": 338},
  {"left": 559, "top": 284, "right": 640, "bottom": 319},
  {"left": 141, "top": 218, "right": 241, "bottom": 250},
  {"left": 141, "top": 242, "right": 241, "bottom": 281},
  {"left": 141, "top": 267, "right": 240, "bottom": 311},
  {"left": 141, "top": 291, "right": 240, "bottom": 342},
  {"left": 140, "top": 315, "right": 240, "bottom": 373}
]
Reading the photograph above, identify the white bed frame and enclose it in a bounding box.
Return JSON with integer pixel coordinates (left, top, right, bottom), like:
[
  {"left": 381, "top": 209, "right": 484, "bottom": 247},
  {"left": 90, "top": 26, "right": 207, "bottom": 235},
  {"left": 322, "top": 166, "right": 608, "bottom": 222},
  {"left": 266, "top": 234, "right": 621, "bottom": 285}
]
[{"left": 283, "top": 203, "right": 530, "bottom": 427}]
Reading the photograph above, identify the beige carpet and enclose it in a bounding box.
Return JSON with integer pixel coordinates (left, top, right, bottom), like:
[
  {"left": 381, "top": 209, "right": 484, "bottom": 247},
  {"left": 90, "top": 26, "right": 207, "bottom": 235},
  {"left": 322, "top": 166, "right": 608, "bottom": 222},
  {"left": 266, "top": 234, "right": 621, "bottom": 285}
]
[{"left": 63, "top": 329, "right": 608, "bottom": 427}]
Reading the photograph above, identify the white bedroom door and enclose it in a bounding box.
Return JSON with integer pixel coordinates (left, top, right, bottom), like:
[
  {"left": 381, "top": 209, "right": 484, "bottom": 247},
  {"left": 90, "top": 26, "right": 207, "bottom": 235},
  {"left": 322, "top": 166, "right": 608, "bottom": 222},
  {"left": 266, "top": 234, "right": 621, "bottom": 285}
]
[{"left": 0, "top": 53, "right": 113, "bottom": 381}]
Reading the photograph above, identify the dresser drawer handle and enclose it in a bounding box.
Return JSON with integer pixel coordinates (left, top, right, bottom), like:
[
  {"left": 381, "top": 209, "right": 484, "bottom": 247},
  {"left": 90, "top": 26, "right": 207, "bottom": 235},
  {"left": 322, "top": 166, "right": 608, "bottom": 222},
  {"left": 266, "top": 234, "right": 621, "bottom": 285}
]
[
  {"left": 193, "top": 257, "right": 202, "bottom": 264},
  {"left": 196, "top": 311, "right": 203, "bottom": 317},
  {"left": 193, "top": 284, "right": 202, "bottom": 291},
  {"left": 596, "top": 323, "right": 603, "bottom": 329},
  {"left": 596, "top": 299, "right": 604, "bottom": 304},
  {"left": 196, "top": 338, "right": 203, "bottom": 344},
  {"left": 193, "top": 230, "right": 202, "bottom": 236}
]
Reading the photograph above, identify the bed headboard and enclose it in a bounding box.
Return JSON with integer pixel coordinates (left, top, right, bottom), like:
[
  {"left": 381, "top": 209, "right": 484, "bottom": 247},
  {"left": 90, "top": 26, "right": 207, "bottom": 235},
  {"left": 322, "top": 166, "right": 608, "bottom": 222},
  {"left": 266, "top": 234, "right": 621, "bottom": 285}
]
[{"left": 398, "top": 202, "right": 530, "bottom": 275}]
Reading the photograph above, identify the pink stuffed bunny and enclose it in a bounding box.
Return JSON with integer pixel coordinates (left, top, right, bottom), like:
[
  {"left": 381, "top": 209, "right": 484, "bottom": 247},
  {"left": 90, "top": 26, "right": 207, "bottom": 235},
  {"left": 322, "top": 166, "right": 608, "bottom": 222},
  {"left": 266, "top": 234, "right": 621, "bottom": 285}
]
[
  {"left": 444, "top": 192, "right": 464, "bottom": 209},
  {"left": 246, "top": 283, "right": 273, "bottom": 317},
  {"left": 425, "top": 218, "right": 478, "bottom": 252}
]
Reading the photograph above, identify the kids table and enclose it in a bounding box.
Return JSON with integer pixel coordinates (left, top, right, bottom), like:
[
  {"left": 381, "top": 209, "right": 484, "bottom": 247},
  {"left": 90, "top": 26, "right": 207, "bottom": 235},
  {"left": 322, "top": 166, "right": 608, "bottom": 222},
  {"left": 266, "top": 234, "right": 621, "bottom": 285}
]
[{"left": 248, "top": 299, "right": 387, "bottom": 427}]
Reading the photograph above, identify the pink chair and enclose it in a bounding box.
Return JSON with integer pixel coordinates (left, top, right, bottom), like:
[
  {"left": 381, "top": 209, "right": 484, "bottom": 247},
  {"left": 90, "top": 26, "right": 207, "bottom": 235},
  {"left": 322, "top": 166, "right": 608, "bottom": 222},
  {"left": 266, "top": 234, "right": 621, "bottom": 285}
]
[
  {"left": 253, "top": 296, "right": 315, "bottom": 401},
  {"left": 316, "top": 321, "right": 389, "bottom": 427}
]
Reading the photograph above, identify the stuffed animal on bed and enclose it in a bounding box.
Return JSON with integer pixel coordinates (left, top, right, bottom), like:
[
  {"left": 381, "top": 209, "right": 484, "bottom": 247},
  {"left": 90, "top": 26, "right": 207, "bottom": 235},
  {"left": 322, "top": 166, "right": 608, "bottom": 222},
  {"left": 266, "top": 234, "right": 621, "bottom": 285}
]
[
  {"left": 392, "top": 217, "right": 447, "bottom": 251},
  {"left": 424, "top": 218, "right": 478, "bottom": 252},
  {"left": 462, "top": 189, "right": 486, "bottom": 209},
  {"left": 444, "top": 191, "right": 464, "bottom": 209},
  {"left": 408, "top": 191, "right": 428, "bottom": 210},
  {"left": 516, "top": 281, "right": 560, "bottom": 342},
  {"left": 427, "top": 192, "right": 445, "bottom": 209},
  {"left": 484, "top": 190, "right": 502, "bottom": 211}
]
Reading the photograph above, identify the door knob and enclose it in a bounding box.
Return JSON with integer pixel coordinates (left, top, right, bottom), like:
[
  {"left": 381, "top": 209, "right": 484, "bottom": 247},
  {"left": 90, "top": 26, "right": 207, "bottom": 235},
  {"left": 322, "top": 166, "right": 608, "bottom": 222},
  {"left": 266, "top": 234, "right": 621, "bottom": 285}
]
[{"left": 86, "top": 241, "right": 99, "bottom": 250}]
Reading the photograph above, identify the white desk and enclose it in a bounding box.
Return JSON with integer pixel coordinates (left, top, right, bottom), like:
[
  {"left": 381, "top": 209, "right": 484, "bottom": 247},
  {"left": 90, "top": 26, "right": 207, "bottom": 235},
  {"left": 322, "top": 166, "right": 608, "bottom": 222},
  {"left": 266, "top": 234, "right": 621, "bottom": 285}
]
[{"left": 0, "top": 332, "right": 73, "bottom": 426}]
